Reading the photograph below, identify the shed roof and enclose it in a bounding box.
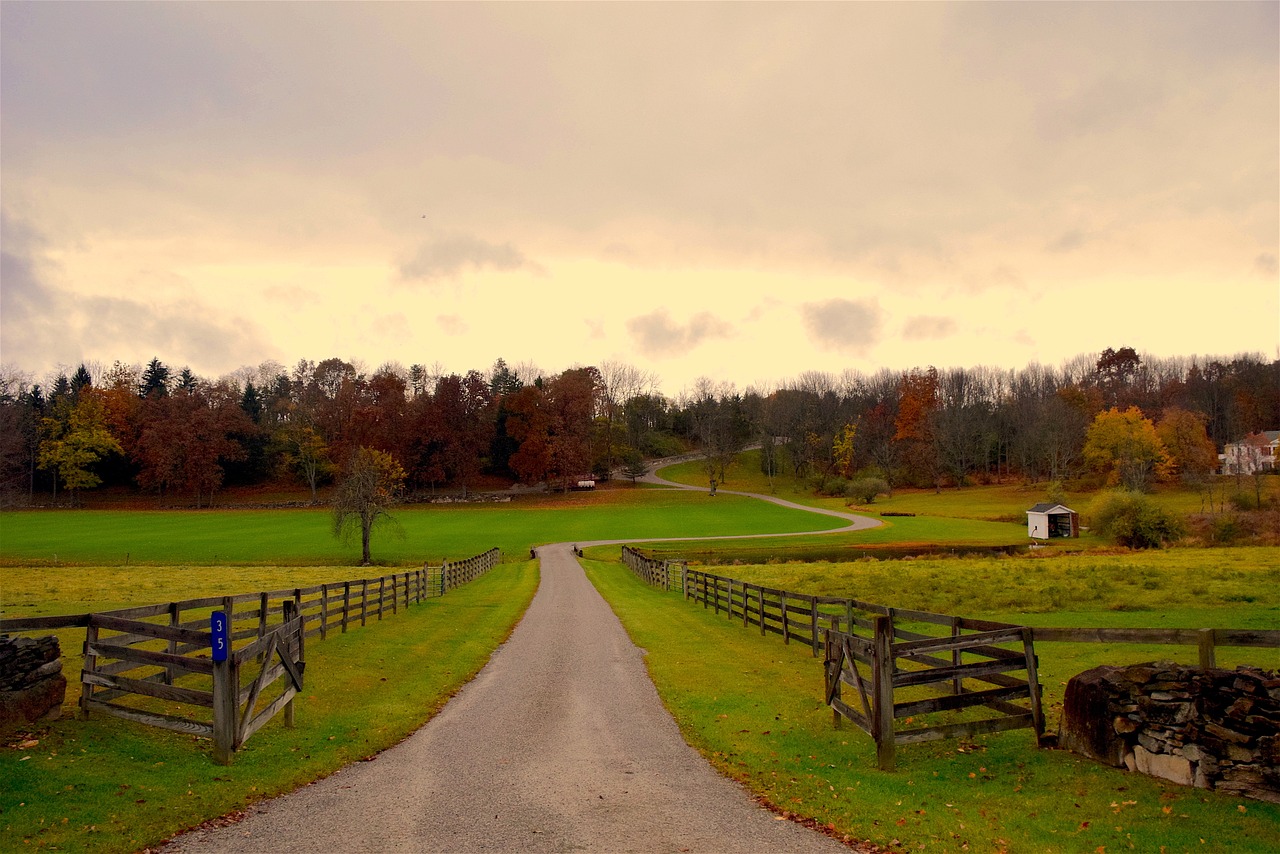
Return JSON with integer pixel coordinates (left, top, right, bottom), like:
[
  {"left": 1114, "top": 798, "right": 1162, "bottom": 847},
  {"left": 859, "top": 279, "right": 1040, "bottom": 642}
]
[{"left": 1027, "top": 503, "right": 1075, "bottom": 514}]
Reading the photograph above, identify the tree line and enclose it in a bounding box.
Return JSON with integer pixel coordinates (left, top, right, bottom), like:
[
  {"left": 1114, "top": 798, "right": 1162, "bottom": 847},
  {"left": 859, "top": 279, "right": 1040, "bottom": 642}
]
[{"left": 0, "top": 348, "right": 1276, "bottom": 507}]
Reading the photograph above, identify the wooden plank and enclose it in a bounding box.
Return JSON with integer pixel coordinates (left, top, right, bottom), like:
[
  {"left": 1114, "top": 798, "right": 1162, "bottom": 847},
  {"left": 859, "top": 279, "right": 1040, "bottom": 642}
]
[
  {"left": 85, "top": 698, "right": 214, "bottom": 738},
  {"left": 240, "top": 687, "right": 298, "bottom": 743},
  {"left": 95, "top": 602, "right": 171, "bottom": 620},
  {"left": 0, "top": 614, "right": 90, "bottom": 631},
  {"left": 82, "top": 671, "right": 215, "bottom": 708},
  {"left": 893, "top": 626, "right": 1028, "bottom": 657},
  {"left": 87, "top": 641, "right": 215, "bottom": 675},
  {"left": 893, "top": 684, "right": 1031, "bottom": 718},
  {"left": 873, "top": 616, "right": 896, "bottom": 771},
  {"left": 1032, "top": 627, "right": 1205, "bottom": 645},
  {"left": 894, "top": 713, "right": 1035, "bottom": 745},
  {"left": 831, "top": 697, "right": 871, "bottom": 734},
  {"left": 91, "top": 614, "right": 211, "bottom": 646},
  {"left": 895, "top": 658, "right": 1027, "bottom": 688}
]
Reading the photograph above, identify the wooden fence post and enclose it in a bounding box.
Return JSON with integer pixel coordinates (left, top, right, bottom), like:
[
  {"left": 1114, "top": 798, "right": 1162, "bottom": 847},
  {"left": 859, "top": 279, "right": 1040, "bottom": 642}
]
[
  {"left": 283, "top": 600, "right": 298, "bottom": 729},
  {"left": 872, "top": 615, "right": 895, "bottom": 771},
  {"left": 1198, "top": 628, "right": 1216, "bottom": 669},
  {"left": 167, "top": 602, "right": 180, "bottom": 685},
  {"left": 951, "top": 616, "right": 963, "bottom": 696},
  {"left": 342, "top": 581, "right": 351, "bottom": 632},
  {"left": 361, "top": 579, "right": 368, "bottom": 626},
  {"left": 212, "top": 653, "right": 236, "bottom": 766},
  {"left": 80, "top": 620, "right": 98, "bottom": 719},
  {"left": 810, "top": 597, "right": 820, "bottom": 657},
  {"left": 320, "top": 584, "right": 329, "bottom": 640},
  {"left": 1022, "top": 627, "right": 1045, "bottom": 743}
]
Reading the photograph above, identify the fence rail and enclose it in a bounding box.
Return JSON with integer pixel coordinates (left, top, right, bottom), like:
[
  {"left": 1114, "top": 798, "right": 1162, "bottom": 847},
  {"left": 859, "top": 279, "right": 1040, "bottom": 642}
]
[
  {"left": 621, "top": 546, "right": 1280, "bottom": 769},
  {"left": 2, "top": 550, "right": 500, "bottom": 764}
]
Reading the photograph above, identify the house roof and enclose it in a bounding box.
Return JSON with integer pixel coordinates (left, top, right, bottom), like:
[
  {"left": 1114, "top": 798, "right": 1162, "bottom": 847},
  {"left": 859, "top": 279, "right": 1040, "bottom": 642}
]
[{"left": 1027, "top": 503, "right": 1075, "bottom": 514}]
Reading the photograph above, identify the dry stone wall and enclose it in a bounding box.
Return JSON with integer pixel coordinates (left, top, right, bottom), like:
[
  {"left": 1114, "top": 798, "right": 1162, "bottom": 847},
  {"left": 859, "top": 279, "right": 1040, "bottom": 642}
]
[
  {"left": 1060, "top": 662, "right": 1279, "bottom": 803},
  {"left": 0, "top": 635, "right": 67, "bottom": 729}
]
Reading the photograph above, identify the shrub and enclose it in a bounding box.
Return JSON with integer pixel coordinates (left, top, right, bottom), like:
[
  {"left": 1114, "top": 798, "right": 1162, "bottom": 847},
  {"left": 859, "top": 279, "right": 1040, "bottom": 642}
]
[
  {"left": 1088, "top": 490, "right": 1186, "bottom": 549},
  {"left": 846, "top": 476, "right": 890, "bottom": 504},
  {"left": 1229, "top": 491, "right": 1260, "bottom": 511},
  {"left": 1044, "top": 480, "right": 1069, "bottom": 507},
  {"left": 814, "top": 476, "right": 850, "bottom": 497}
]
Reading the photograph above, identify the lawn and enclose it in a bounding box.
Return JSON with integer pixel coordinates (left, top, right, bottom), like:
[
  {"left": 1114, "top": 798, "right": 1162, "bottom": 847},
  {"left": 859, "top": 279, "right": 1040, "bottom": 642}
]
[
  {"left": 586, "top": 555, "right": 1280, "bottom": 853},
  {"left": 657, "top": 452, "right": 1278, "bottom": 530},
  {"left": 0, "top": 562, "right": 539, "bottom": 853},
  {"left": 0, "top": 487, "right": 845, "bottom": 568}
]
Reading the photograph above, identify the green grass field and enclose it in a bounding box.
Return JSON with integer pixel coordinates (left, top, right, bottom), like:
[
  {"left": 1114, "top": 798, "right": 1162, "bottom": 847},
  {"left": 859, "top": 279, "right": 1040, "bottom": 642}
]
[
  {"left": 586, "top": 558, "right": 1280, "bottom": 853},
  {"left": 660, "top": 451, "right": 1279, "bottom": 528},
  {"left": 0, "top": 563, "right": 538, "bottom": 853},
  {"left": 3, "top": 480, "right": 1277, "bottom": 852},
  {"left": 0, "top": 488, "right": 845, "bottom": 568}
]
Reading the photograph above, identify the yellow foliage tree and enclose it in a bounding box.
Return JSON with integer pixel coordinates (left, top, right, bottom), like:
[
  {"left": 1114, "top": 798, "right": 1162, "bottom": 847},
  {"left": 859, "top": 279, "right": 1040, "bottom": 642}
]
[{"left": 1083, "top": 407, "right": 1171, "bottom": 492}]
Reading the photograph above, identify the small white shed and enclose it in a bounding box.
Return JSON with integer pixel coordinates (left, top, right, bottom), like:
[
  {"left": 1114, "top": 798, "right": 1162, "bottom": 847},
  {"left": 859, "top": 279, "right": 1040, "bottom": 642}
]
[{"left": 1026, "top": 503, "right": 1079, "bottom": 540}]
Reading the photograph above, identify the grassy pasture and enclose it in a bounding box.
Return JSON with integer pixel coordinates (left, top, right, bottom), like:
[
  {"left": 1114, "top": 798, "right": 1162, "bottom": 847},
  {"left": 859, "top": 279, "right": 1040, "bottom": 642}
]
[
  {"left": 0, "top": 562, "right": 538, "bottom": 853},
  {"left": 659, "top": 451, "right": 1277, "bottom": 528},
  {"left": 0, "top": 487, "right": 845, "bottom": 568},
  {"left": 586, "top": 556, "right": 1280, "bottom": 853}
]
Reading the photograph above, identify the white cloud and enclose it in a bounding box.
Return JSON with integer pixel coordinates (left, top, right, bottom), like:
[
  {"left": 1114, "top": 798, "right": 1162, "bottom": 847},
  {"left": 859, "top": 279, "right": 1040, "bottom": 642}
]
[
  {"left": 627, "top": 309, "right": 733, "bottom": 358},
  {"left": 799, "top": 299, "right": 883, "bottom": 354}
]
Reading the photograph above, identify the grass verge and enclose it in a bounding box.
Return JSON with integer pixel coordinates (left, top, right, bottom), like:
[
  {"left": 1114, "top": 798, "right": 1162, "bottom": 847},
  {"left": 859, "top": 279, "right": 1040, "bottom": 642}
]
[
  {"left": 584, "top": 558, "right": 1280, "bottom": 852},
  {"left": 0, "top": 561, "right": 538, "bottom": 853}
]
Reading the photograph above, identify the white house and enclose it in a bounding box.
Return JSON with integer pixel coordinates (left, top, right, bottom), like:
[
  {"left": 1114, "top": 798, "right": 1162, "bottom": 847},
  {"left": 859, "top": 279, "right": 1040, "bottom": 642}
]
[
  {"left": 1026, "top": 503, "right": 1079, "bottom": 540},
  {"left": 1221, "top": 431, "right": 1280, "bottom": 476}
]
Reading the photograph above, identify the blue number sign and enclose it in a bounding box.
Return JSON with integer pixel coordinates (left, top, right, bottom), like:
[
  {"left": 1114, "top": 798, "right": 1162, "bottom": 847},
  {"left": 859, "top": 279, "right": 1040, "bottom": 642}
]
[{"left": 211, "top": 611, "right": 228, "bottom": 662}]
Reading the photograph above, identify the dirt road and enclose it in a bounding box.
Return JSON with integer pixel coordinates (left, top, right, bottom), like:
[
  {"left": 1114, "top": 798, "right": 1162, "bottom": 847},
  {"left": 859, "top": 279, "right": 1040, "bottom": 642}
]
[{"left": 163, "top": 541, "right": 853, "bottom": 853}]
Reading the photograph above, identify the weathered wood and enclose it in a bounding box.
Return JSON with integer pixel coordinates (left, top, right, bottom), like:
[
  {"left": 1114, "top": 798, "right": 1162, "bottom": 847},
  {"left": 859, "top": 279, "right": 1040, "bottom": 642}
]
[
  {"left": 872, "top": 616, "right": 896, "bottom": 771},
  {"left": 240, "top": 686, "right": 298, "bottom": 743},
  {"left": 893, "top": 626, "right": 1028, "bottom": 657},
  {"left": 830, "top": 697, "right": 870, "bottom": 734},
  {"left": 212, "top": 654, "right": 237, "bottom": 765},
  {"left": 81, "top": 670, "right": 214, "bottom": 707},
  {"left": 86, "top": 640, "right": 215, "bottom": 675},
  {"left": 0, "top": 614, "right": 91, "bottom": 632},
  {"left": 894, "top": 657, "right": 1026, "bottom": 688},
  {"left": 90, "top": 614, "right": 211, "bottom": 646},
  {"left": 893, "top": 684, "right": 1032, "bottom": 718},
  {"left": 80, "top": 623, "right": 99, "bottom": 719},
  {"left": 1199, "top": 627, "right": 1216, "bottom": 669},
  {"left": 895, "top": 713, "right": 1036, "bottom": 746},
  {"left": 85, "top": 698, "right": 214, "bottom": 738}
]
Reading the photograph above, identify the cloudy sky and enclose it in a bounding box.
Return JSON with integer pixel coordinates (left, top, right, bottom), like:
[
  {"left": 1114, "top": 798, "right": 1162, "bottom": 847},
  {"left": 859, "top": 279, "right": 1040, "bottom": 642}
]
[{"left": 3, "top": 2, "right": 1277, "bottom": 394}]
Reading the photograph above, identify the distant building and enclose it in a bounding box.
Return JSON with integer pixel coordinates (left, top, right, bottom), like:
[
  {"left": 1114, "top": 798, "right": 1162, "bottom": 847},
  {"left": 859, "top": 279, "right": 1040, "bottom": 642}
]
[
  {"left": 1221, "top": 431, "right": 1280, "bottom": 475},
  {"left": 1026, "top": 503, "right": 1079, "bottom": 540}
]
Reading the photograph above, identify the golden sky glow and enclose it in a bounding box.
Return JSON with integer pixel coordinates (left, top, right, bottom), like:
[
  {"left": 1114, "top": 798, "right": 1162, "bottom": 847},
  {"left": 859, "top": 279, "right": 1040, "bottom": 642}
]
[{"left": 2, "top": 2, "right": 1276, "bottom": 393}]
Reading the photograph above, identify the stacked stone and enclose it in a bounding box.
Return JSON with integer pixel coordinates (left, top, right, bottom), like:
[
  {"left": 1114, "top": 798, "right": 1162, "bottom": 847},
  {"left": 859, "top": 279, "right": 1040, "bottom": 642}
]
[
  {"left": 0, "top": 635, "right": 67, "bottom": 728},
  {"left": 1061, "top": 662, "right": 1279, "bottom": 803}
]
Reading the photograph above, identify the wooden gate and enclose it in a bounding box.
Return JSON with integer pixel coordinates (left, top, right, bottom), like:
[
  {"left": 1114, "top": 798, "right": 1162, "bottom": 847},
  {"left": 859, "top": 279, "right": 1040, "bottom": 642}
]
[
  {"left": 81, "top": 599, "right": 306, "bottom": 765},
  {"left": 825, "top": 615, "right": 1044, "bottom": 770}
]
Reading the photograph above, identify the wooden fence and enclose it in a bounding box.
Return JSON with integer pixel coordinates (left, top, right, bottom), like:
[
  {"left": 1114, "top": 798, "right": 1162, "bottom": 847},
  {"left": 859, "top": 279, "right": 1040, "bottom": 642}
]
[
  {"left": 624, "top": 548, "right": 1280, "bottom": 770},
  {"left": 1, "top": 550, "right": 500, "bottom": 763},
  {"left": 621, "top": 545, "right": 681, "bottom": 591},
  {"left": 439, "top": 548, "right": 502, "bottom": 593}
]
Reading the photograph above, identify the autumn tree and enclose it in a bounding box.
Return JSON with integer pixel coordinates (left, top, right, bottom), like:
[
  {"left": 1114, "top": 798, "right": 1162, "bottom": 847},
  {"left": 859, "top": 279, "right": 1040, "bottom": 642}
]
[
  {"left": 1156, "top": 407, "right": 1218, "bottom": 487},
  {"left": 332, "top": 446, "right": 406, "bottom": 565},
  {"left": 37, "top": 389, "right": 124, "bottom": 504},
  {"left": 134, "top": 383, "right": 252, "bottom": 506},
  {"left": 1083, "top": 406, "right": 1171, "bottom": 492}
]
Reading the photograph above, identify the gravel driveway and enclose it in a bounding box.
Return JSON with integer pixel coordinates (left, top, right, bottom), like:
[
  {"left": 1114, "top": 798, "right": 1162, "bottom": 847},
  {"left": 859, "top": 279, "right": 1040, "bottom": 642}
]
[{"left": 162, "top": 541, "right": 853, "bottom": 853}]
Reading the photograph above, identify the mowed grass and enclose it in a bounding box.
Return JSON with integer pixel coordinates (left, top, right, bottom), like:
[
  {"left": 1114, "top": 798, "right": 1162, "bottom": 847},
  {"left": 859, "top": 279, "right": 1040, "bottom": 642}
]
[
  {"left": 0, "top": 487, "right": 845, "bottom": 568},
  {"left": 0, "top": 562, "right": 538, "bottom": 853},
  {"left": 657, "top": 452, "right": 1278, "bottom": 528},
  {"left": 585, "top": 557, "right": 1280, "bottom": 853}
]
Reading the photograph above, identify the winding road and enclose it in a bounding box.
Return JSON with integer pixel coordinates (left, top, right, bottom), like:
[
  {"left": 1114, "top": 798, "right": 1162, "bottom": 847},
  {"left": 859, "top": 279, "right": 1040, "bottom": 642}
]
[{"left": 162, "top": 471, "right": 879, "bottom": 853}]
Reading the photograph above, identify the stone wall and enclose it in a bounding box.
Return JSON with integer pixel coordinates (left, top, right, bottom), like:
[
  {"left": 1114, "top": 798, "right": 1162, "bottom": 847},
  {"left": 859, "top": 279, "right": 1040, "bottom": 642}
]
[
  {"left": 1060, "top": 662, "right": 1279, "bottom": 803},
  {"left": 0, "top": 635, "right": 67, "bottom": 729}
]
